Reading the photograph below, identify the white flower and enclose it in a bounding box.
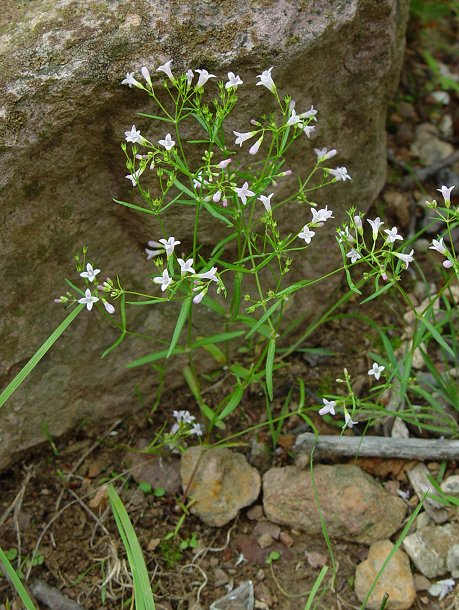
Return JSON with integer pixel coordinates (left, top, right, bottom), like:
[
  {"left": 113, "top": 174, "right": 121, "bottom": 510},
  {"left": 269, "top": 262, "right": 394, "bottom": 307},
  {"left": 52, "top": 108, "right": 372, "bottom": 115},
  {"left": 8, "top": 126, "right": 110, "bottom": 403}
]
[
  {"left": 337, "top": 226, "right": 355, "bottom": 243},
  {"left": 121, "top": 72, "right": 140, "bottom": 88},
  {"left": 125, "top": 125, "right": 144, "bottom": 144},
  {"left": 346, "top": 248, "right": 361, "bottom": 264},
  {"left": 225, "top": 72, "right": 243, "bottom": 89},
  {"left": 367, "top": 217, "right": 384, "bottom": 240},
  {"left": 125, "top": 167, "right": 144, "bottom": 187},
  {"left": 384, "top": 227, "right": 403, "bottom": 243},
  {"left": 195, "top": 69, "right": 216, "bottom": 88},
  {"left": 190, "top": 423, "right": 203, "bottom": 436},
  {"left": 298, "top": 225, "right": 315, "bottom": 244},
  {"left": 153, "top": 269, "right": 172, "bottom": 291},
  {"left": 329, "top": 166, "right": 351, "bottom": 181},
  {"left": 156, "top": 60, "right": 174, "bottom": 82},
  {"left": 145, "top": 240, "right": 163, "bottom": 260},
  {"left": 193, "top": 288, "right": 207, "bottom": 304},
  {"left": 158, "top": 133, "right": 175, "bottom": 151},
  {"left": 233, "top": 130, "right": 257, "bottom": 146},
  {"left": 184, "top": 68, "right": 194, "bottom": 86},
  {"left": 342, "top": 410, "right": 358, "bottom": 430},
  {"left": 103, "top": 300, "right": 115, "bottom": 314},
  {"left": 177, "top": 258, "right": 195, "bottom": 275},
  {"left": 437, "top": 185, "right": 455, "bottom": 204},
  {"left": 78, "top": 288, "right": 99, "bottom": 311},
  {"left": 393, "top": 249, "right": 415, "bottom": 269},
  {"left": 311, "top": 206, "right": 334, "bottom": 225},
  {"left": 443, "top": 259, "right": 453, "bottom": 269},
  {"left": 249, "top": 136, "right": 263, "bottom": 155},
  {"left": 159, "top": 236, "right": 180, "bottom": 257},
  {"left": 234, "top": 181, "right": 255, "bottom": 205},
  {"left": 287, "top": 109, "right": 301, "bottom": 127},
  {"left": 428, "top": 578, "right": 455, "bottom": 601},
  {"left": 256, "top": 67, "right": 276, "bottom": 93},
  {"left": 314, "top": 147, "right": 337, "bottom": 161},
  {"left": 212, "top": 190, "right": 222, "bottom": 203},
  {"left": 354, "top": 215, "right": 363, "bottom": 230},
  {"left": 319, "top": 398, "right": 336, "bottom": 416},
  {"left": 429, "top": 237, "right": 447, "bottom": 255},
  {"left": 368, "top": 362, "right": 385, "bottom": 381},
  {"left": 303, "top": 125, "right": 315, "bottom": 138},
  {"left": 258, "top": 193, "right": 273, "bottom": 213},
  {"left": 197, "top": 266, "right": 218, "bottom": 282},
  {"left": 80, "top": 263, "right": 101, "bottom": 283},
  {"left": 300, "top": 105, "right": 318, "bottom": 121},
  {"left": 141, "top": 66, "right": 152, "bottom": 88},
  {"left": 217, "top": 158, "right": 232, "bottom": 169}
]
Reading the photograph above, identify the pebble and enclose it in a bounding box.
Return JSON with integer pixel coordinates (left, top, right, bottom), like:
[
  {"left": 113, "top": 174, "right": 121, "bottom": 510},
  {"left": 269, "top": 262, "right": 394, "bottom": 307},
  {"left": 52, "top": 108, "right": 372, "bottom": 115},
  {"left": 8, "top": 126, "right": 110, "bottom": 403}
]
[
  {"left": 402, "top": 523, "right": 459, "bottom": 578},
  {"left": 355, "top": 540, "right": 416, "bottom": 610},
  {"left": 246, "top": 505, "right": 264, "bottom": 521},
  {"left": 413, "top": 574, "right": 431, "bottom": 591},
  {"left": 410, "top": 123, "right": 454, "bottom": 166},
  {"left": 441, "top": 474, "right": 459, "bottom": 498},
  {"left": 447, "top": 545, "right": 459, "bottom": 578}
]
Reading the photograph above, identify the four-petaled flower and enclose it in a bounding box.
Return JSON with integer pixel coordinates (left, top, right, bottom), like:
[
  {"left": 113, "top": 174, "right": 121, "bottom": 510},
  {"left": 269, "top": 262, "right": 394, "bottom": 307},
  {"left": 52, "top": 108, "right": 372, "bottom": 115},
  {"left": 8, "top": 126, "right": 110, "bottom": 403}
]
[
  {"left": 125, "top": 168, "right": 144, "bottom": 186},
  {"left": 319, "top": 398, "right": 336, "bottom": 416},
  {"left": 153, "top": 269, "right": 172, "bottom": 291},
  {"left": 384, "top": 227, "right": 403, "bottom": 243},
  {"left": 429, "top": 238, "right": 447, "bottom": 255},
  {"left": 329, "top": 167, "right": 351, "bottom": 181},
  {"left": 125, "top": 125, "right": 144, "bottom": 144},
  {"left": 298, "top": 225, "right": 315, "bottom": 244},
  {"left": 367, "top": 217, "right": 384, "bottom": 240},
  {"left": 256, "top": 67, "right": 276, "bottom": 93},
  {"left": 195, "top": 69, "right": 216, "bottom": 88},
  {"left": 159, "top": 236, "right": 180, "bottom": 257},
  {"left": 190, "top": 423, "right": 203, "bottom": 436},
  {"left": 437, "top": 185, "right": 455, "bottom": 204},
  {"left": 346, "top": 248, "right": 361, "bottom": 264},
  {"left": 234, "top": 182, "right": 255, "bottom": 205},
  {"left": 158, "top": 133, "right": 175, "bottom": 150},
  {"left": 343, "top": 410, "right": 358, "bottom": 430},
  {"left": 197, "top": 267, "right": 218, "bottom": 282},
  {"left": 314, "top": 147, "right": 337, "bottom": 161},
  {"left": 233, "top": 130, "right": 257, "bottom": 146},
  {"left": 78, "top": 288, "right": 99, "bottom": 311},
  {"left": 156, "top": 60, "right": 174, "bottom": 82},
  {"left": 80, "top": 263, "right": 101, "bottom": 283},
  {"left": 368, "top": 362, "right": 385, "bottom": 381},
  {"left": 121, "top": 72, "right": 140, "bottom": 88},
  {"left": 177, "top": 258, "right": 195, "bottom": 275},
  {"left": 225, "top": 72, "right": 243, "bottom": 89},
  {"left": 393, "top": 249, "right": 414, "bottom": 269},
  {"left": 311, "top": 206, "right": 334, "bottom": 225},
  {"left": 258, "top": 193, "right": 273, "bottom": 213}
]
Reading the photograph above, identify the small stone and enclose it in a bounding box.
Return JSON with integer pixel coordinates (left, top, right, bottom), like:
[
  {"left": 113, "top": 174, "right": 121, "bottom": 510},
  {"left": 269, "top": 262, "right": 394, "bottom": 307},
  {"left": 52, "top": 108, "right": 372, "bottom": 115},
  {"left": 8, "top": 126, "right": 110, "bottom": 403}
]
[
  {"left": 214, "top": 568, "right": 230, "bottom": 586},
  {"left": 254, "top": 582, "right": 272, "bottom": 606},
  {"left": 447, "top": 545, "right": 459, "bottom": 577},
  {"left": 262, "top": 465, "right": 406, "bottom": 544},
  {"left": 410, "top": 123, "right": 454, "bottom": 166},
  {"left": 413, "top": 574, "right": 431, "bottom": 591},
  {"left": 126, "top": 442, "right": 181, "bottom": 494},
  {"left": 441, "top": 475, "right": 459, "bottom": 498},
  {"left": 246, "top": 505, "right": 264, "bottom": 521},
  {"left": 147, "top": 538, "right": 161, "bottom": 551},
  {"left": 415, "top": 512, "right": 431, "bottom": 530},
  {"left": 181, "top": 447, "right": 261, "bottom": 527},
  {"left": 355, "top": 540, "right": 416, "bottom": 610},
  {"left": 257, "top": 534, "right": 274, "bottom": 549},
  {"left": 253, "top": 521, "right": 281, "bottom": 540},
  {"left": 255, "top": 569, "right": 265, "bottom": 581},
  {"left": 305, "top": 551, "right": 328, "bottom": 569},
  {"left": 403, "top": 523, "right": 459, "bottom": 578},
  {"left": 279, "top": 531, "right": 294, "bottom": 548}
]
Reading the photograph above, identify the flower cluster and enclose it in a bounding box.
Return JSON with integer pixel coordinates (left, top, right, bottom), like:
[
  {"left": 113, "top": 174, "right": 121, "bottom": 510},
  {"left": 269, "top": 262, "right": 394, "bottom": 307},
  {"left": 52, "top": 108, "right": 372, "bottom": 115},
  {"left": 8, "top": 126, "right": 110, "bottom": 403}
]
[{"left": 165, "top": 410, "right": 204, "bottom": 451}]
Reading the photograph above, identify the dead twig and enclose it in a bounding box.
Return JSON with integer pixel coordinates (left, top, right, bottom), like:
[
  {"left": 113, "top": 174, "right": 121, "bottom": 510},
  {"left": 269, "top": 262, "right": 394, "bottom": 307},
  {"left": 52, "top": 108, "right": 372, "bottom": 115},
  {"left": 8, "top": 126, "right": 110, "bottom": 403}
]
[{"left": 30, "top": 578, "right": 88, "bottom": 610}]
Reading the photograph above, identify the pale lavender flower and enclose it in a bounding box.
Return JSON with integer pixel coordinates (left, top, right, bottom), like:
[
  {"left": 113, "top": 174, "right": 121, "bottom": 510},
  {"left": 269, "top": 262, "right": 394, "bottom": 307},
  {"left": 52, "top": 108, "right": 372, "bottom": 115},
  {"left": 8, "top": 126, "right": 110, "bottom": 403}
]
[
  {"left": 141, "top": 66, "right": 152, "bottom": 88},
  {"left": 314, "top": 147, "right": 337, "bottom": 161},
  {"left": 125, "top": 125, "right": 144, "bottom": 144},
  {"left": 195, "top": 69, "right": 216, "bottom": 88},
  {"left": 225, "top": 72, "right": 243, "bottom": 89},
  {"left": 287, "top": 109, "right": 301, "bottom": 127},
  {"left": 367, "top": 217, "right": 384, "bottom": 240},
  {"left": 159, "top": 236, "right": 180, "bottom": 257},
  {"left": 193, "top": 288, "right": 207, "bottom": 304},
  {"left": 368, "top": 362, "right": 385, "bottom": 381},
  {"left": 428, "top": 579, "right": 455, "bottom": 601},
  {"left": 212, "top": 190, "right": 222, "bottom": 203},
  {"left": 346, "top": 248, "right": 361, "bottom": 264},
  {"left": 329, "top": 166, "right": 351, "bottom": 181},
  {"left": 234, "top": 181, "right": 255, "bottom": 205},
  {"left": 437, "top": 185, "right": 455, "bottom": 204},
  {"left": 298, "top": 225, "right": 315, "bottom": 244},
  {"left": 354, "top": 215, "right": 363, "bottom": 231},
  {"left": 303, "top": 125, "right": 315, "bottom": 138},
  {"left": 103, "top": 300, "right": 115, "bottom": 314},
  {"left": 217, "top": 158, "right": 232, "bottom": 169},
  {"left": 80, "top": 263, "right": 101, "bottom": 283},
  {"left": 256, "top": 67, "right": 276, "bottom": 93},
  {"left": 443, "top": 259, "right": 453, "bottom": 269},
  {"left": 384, "top": 227, "right": 403, "bottom": 243},
  {"left": 233, "top": 130, "right": 257, "bottom": 146},
  {"left": 301, "top": 105, "right": 318, "bottom": 121},
  {"left": 78, "top": 288, "right": 99, "bottom": 311},
  {"left": 126, "top": 167, "right": 144, "bottom": 187},
  {"left": 337, "top": 226, "right": 355, "bottom": 243},
  {"left": 145, "top": 240, "right": 163, "bottom": 260},
  {"left": 156, "top": 60, "right": 174, "bottom": 82},
  {"left": 393, "top": 249, "right": 415, "bottom": 269},
  {"left": 197, "top": 267, "right": 218, "bottom": 282},
  {"left": 153, "top": 269, "right": 172, "bottom": 291},
  {"left": 319, "top": 398, "right": 336, "bottom": 416},
  {"left": 258, "top": 193, "right": 273, "bottom": 213},
  {"left": 186, "top": 69, "right": 194, "bottom": 86},
  {"left": 429, "top": 238, "right": 447, "bottom": 255},
  {"left": 177, "top": 258, "right": 195, "bottom": 275},
  {"left": 158, "top": 133, "right": 175, "bottom": 151},
  {"left": 190, "top": 423, "right": 203, "bottom": 436},
  {"left": 121, "top": 72, "right": 141, "bottom": 88},
  {"left": 249, "top": 136, "right": 263, "bottom": 155},
  {"left": 343, "top": 410, "right": 358, "bottom": 430},
  {"left": 311, "top": 206, "right": 334, "bottom": 225}
]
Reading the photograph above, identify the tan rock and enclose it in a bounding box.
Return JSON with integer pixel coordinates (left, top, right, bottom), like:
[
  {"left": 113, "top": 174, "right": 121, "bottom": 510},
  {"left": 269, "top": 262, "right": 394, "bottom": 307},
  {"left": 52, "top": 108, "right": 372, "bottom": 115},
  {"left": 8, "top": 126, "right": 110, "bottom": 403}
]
[
  {"left": 181, "top": 446, "right": 261, "bottom": 526},
  {"left": 355, "top": 540, "right": 416, "bottom": 610},
  {"left": 262, "top": 465, "right": 406, "bottom": 544}
]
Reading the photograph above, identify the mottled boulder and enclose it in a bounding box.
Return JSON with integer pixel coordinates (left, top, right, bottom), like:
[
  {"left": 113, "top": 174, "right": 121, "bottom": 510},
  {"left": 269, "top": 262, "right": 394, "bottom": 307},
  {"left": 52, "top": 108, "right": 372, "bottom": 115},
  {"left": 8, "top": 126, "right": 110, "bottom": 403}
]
[
  {"left": 181, "top": 446, "right": 261, "bottom": 526},
  {"left": 262, "top": 464, "right": 407, "bottom": 544},
  {"left": 0, "top": 0, "right": 410, "bottom": 469}
]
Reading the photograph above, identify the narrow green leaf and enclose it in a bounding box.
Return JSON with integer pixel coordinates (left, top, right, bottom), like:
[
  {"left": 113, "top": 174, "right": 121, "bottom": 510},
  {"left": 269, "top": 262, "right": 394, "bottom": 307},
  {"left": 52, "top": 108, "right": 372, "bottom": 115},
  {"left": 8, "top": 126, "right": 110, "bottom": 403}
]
[
  {"left": 216, "top": 385, "right": 245, "bottom": 422},
  {"left": 0, "top": 305, "right": 84, "bottom": 410},
  {"left": 127, "top": 347, "right": 184, "bottom": 368},
  {"left": 360, "top": 281, "right": 395, "bottom": 305},
  {"left": 266, "top": 338, "right": 276, "bottom": 401},
  {"left": 113, "top": 198, "right": 156, "bottom": 215},
  {"left": 172, "top": 177, "right": 197, "bottom": 199},
  {"left": 303, "top": 565, "right": 329, "bottom": 610},
  {"left": 419, "top": 317, "right": 455, "bottom": 359},
  {"left": 201, "top": 343, "right": 226, "bottom": 365},
  {"left": 191, "top": 330, "right": 245, "bottom": 349},
  {"left": 246, "top": 300, "right": 282, "bottom": 339},
  {"left": 167, "top": 296, "right": 192, "bottom": 358},
  {"left": 202, "top": 201, "right": 234, "bottom": 227},
  {"left": 0, "top": 547, "right": 38, "bottom": 610}
]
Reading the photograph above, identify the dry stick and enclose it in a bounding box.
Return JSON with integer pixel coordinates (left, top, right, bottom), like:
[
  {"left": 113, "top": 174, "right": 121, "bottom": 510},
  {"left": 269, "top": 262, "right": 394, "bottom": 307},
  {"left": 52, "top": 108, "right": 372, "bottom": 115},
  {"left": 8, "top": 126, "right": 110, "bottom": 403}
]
[
  {"left": 294, "top": 433, "right": 459, "bottom": 461},
  {"left": 30, "top": 579, "right": 88, "bottom": 610}
]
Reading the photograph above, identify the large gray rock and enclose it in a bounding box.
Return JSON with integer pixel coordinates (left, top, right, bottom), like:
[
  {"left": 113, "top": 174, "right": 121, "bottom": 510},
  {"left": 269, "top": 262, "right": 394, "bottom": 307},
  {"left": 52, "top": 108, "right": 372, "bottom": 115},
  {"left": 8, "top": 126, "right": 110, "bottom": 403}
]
[{"left": 0, "top": 0, "right": 410, "bottom": 470}]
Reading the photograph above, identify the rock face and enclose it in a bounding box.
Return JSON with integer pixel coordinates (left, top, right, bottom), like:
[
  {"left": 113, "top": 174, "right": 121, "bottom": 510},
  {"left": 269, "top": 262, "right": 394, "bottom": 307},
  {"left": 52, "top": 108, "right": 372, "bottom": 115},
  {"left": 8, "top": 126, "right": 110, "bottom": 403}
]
[
  {"left": 0, "top": 0, "right": 410, "bottom": 470},
  {"left": 181, "top": 446, "right": 261, "bottom": 526},
  {"left": 355, "top": 540, "right": 416, "bottom": 610},
  {"left": 402, "top": 523, "right": 459, "bottom": 579},
  {"left": 262, "top": 464, "right": 407, "bottom": 544}
]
